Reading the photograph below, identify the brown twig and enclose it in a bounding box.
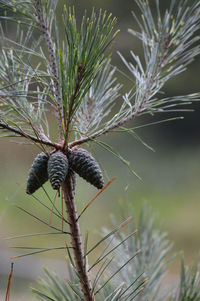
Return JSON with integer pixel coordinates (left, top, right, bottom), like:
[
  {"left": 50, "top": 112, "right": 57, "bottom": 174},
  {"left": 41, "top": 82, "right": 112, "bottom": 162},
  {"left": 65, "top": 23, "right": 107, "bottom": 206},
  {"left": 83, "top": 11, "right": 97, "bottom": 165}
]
[
  {"left": 62, "top": 175, "right": 95, "bottom": 301},
  {"left": 5, "top": 262, "right": 14, "bottom": 301},
  {"left": 0, "top": 120, "right": 61, "bottom": 149}
]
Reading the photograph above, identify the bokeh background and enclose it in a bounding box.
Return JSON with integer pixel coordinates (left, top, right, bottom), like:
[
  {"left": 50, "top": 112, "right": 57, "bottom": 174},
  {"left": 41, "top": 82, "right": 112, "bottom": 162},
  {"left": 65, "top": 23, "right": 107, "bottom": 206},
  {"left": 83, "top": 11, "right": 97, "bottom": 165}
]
[{"left": 0, "top": 0, "right": 200, "bottom": 299}]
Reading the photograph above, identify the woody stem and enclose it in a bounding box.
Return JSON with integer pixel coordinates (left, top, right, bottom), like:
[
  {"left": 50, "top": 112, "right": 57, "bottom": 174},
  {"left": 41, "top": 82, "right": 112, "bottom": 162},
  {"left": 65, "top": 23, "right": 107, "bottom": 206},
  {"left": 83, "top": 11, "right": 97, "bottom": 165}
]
[{"left": 62, "top": 175, "right": 95, "bottom": 301}]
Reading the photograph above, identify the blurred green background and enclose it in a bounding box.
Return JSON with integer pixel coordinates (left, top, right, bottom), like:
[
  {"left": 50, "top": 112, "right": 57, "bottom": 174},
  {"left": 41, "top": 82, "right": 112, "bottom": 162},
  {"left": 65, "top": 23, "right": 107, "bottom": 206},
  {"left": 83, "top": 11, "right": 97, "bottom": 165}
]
[{"left": 1, "top": 0, "right": 200, "bottom": 300}]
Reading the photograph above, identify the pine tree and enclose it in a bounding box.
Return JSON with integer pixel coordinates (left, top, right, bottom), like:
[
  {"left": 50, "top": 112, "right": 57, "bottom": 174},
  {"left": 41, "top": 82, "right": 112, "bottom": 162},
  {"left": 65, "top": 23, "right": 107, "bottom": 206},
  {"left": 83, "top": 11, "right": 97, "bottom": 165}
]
[{"left": 1, "top": 0, "right": 200, "bottom": 300}]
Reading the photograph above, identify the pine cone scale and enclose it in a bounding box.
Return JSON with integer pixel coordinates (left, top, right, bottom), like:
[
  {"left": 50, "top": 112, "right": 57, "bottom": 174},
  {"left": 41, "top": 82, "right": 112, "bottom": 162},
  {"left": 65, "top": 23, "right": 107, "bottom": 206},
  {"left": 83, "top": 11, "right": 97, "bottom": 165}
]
[
  {"left": 68, "top": 148, "right": 104, "bottom": 189},
  {"left": 48, "top": 151, "right": 69, "bottom": 190},
  {"left": 26, "top": 152, "right": 49, "bottom": 195}
]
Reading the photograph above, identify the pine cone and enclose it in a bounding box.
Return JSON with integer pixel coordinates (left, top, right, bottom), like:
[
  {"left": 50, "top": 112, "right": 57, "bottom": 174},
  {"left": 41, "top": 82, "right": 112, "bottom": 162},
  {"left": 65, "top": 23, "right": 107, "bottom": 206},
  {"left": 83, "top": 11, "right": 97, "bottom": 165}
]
[
  {"left": 48, "top": 151, "right": 68, "bottom": 190},
  {"left": 26, "top": 152, "right": 49, "bottom": 194},
  {"left": 68, "top": 148, "right": 104, "bottom": 189}
]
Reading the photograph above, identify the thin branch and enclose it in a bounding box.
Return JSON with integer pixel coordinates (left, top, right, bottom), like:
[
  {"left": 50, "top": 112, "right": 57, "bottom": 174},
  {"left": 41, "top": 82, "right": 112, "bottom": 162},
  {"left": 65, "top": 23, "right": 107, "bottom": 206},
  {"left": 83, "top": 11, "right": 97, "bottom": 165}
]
[
  {"left": 34, "top": 0, "right": 63, "bottom": 140},
  {"left": 0, "top": 120, "right": 61, "bottom": 148},
  {"left": 62, "top": 174, "right": 95, "bottom": 301},
  {"left": 5, "top": 262, "right": 14, "bottom": 301},
  {"left": 69, "top": 108, "right": 139, "bottom": 148}
]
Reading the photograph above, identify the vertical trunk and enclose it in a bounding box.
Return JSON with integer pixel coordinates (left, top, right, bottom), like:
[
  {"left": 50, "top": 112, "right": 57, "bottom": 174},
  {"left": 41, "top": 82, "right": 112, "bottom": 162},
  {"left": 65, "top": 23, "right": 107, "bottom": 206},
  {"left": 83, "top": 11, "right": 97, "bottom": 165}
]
[{"left": 62, "top": 175, "right": 95, "bottom": 301}]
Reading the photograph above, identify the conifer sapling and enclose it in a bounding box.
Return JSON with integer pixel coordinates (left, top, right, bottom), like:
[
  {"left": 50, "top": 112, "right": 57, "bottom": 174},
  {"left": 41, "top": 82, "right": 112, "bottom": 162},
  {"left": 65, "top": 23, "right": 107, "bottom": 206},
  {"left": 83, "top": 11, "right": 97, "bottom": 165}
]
[{"left": 0, "top": 0, "right": 200, "bottom": 300}]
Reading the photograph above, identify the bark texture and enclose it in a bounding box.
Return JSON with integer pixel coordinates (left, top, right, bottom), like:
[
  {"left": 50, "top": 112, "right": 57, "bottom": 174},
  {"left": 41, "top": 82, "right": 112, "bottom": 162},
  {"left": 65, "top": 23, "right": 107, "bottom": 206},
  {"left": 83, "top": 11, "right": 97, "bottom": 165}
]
[{"left": 62, "top": 175, "right": 95, "bottom": 301}]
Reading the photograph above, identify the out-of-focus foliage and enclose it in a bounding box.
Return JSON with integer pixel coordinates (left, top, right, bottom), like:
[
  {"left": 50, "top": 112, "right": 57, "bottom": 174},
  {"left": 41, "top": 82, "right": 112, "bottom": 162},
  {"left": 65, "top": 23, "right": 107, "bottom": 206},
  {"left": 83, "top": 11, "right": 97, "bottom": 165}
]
[
  {"left": 168, "top": 257, "right": 200, "bottom": 301},
  {"left": 102, "top": 206, "right": 173, "bottom": 301},
  {"left": 32, "top": 206, "right": 160, "bottom": 300},
  {"left": 32, "top": 206, "right": 200, "bottom": 301}
]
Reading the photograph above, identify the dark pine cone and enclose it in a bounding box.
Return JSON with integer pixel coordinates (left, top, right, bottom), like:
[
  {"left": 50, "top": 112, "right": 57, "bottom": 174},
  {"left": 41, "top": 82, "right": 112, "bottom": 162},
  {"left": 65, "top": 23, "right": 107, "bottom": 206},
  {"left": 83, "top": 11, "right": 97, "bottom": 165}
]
[
  {"left": 26, "top": 152, "right": 49, "bottom": 194},
  {"left": 48, "top": 151, "right": 69, "bottom": 190},
  {"left": 68, "top": 148, "right": 104, "bottom": 189}
]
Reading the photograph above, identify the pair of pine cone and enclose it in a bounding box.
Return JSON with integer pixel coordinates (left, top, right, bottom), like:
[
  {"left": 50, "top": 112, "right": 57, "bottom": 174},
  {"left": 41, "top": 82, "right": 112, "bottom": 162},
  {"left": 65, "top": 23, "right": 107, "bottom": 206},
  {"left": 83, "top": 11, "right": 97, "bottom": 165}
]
[{"left": 26, "top": 148, "right": 104, "bottom": 195}]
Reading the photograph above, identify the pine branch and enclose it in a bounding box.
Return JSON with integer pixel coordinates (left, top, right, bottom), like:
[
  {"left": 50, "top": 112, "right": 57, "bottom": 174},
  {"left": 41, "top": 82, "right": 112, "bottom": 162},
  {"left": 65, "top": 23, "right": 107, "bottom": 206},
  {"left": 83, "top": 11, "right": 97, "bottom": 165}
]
[
  {"left": 1, "top": 1, "right": 200, "bottom": 300},
  {"left": 69, "top": 0, "right": 200, "bottom": 148},
  {"left": 69, "top": 109, "right": 140, "bottom": 148},
  {"left": 0, "top": 120, "right": 60, "bottom": 148},
  {"left": 62, "top": 174, "right": 95, "bottom": 301},
  {"left": 33, "top": 0, "right": 63, "bottom": 140}
]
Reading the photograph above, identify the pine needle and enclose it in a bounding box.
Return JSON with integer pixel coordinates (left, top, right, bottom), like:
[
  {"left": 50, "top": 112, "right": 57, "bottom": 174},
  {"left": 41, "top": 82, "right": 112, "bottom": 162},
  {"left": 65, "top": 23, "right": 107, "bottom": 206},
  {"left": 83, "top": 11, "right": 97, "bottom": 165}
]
[{"left": 77, "top": 178, "right": 116, "bottom": 220}]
